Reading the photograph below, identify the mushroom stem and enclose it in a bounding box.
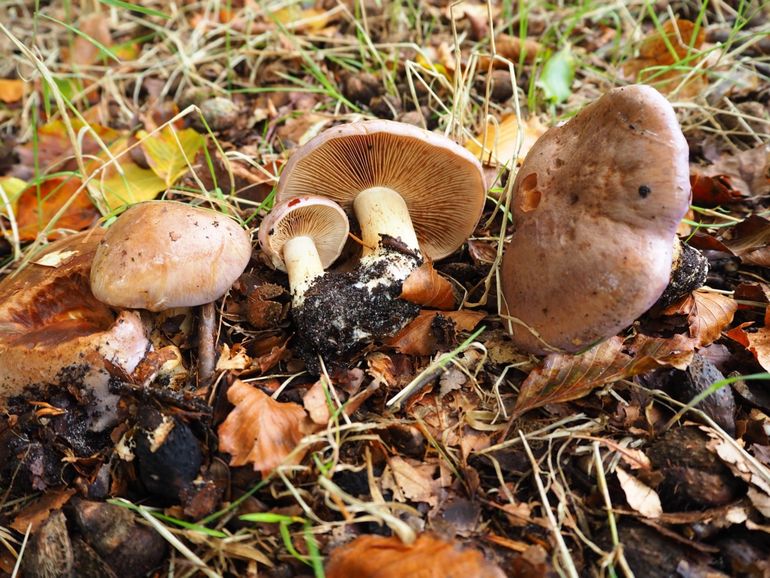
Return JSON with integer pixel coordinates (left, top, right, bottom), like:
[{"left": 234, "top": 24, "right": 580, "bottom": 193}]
[
  {"left": 283, "top": 236, "right": 325, "bottom": 305},
  {"left": 353, "top": 187, "right": 421, "bottom": 257}
]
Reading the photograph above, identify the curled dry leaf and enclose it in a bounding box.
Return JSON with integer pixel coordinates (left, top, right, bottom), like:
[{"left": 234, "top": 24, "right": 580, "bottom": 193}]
[
  {"left": 726, "top": 323, "right": 770, "bottom": 372},
  {"left": 218, "top": 380, "right": 311, "bottom": 474},
  {"left": 303, "top": 379, "right": 331, "bottom": 425},
  {"left": 690, "top": 173, "right": 746, "bottom": 206},
  {"left": 388, "top": 310, "right": 486, "bottom": 356},
  {"left": 513, "top": 334, "right": 695, "bottom": 418},
  {"left": 616, "top": 467, "right": 662, "bottom": 519},
  {"left": 722, "top": 215, "right": 770, "bottom": 267},
  {"left": 465, "top": 114, "right": 546, "bottom": 170},
  {"left": 684, "top": 290, "right": 738, "bottom": 347},
  {"left": 400, "top": 262, "right": 456, "bottom": 309},
  {"left": 325, "top": 534, "right": 505, "bottom": 578}
]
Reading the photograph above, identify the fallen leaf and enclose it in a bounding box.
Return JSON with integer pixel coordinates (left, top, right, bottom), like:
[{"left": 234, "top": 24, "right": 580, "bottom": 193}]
[
  {"left": 381, "top": 456, "right": 438, "bottom": 506},
  {"left": 216, "top": 343, "right": 251, "bottom": 371},
  {"left": 303, "top": 379, "right": 331, "bottom": 425},
  {"left": 690, "top": 173, "right": 746, "bottom": 206},
  {"left": 11, "top": 489, "right": 76, "bottom": 533},
  {"left": 513, "top": 335, "right": 695, "bottom": 417},
  {"left": 688, "top": 290, "right": 738, "bottom": 347},
  {"left": 218, "top": 380, "right": 311, "bottom": 474},
  {"left": 97, "top": 158, "right": 167, "bottom": 210},
  {"left": 616, "top": 467, "right": 662, "bottom": 518},
  {"left": 0, "top": 176, "right": 27, "bottom": 216},
  {"left": 479, "top": 35, "right": 541, "bottom": 68},
  {"left": 722, "top": 215, "right": 770, "bottom": 267},
  {"left": 138, "top": 126, "right": 206, "bottom": 186},
  {"left": 0, "top": 78, "right": 25, "bottom": 103},
  {"left": 465, "top": 114, "right": 546, "bottom": 168},
  {"left": 388, "top": 310, "right": 486, "bottom": 356},
  {"left": 71, "top": 13, "right": 112, "bottom": 66},
  {"left": 14, "top": 176, "right": 99, "bottom": 241},
  {"left": 270, "top": 6, "right": 333, "bottom": 33},
  {"left": 400, "top": 262, "right": 456, "bottom": 309},
  {"left": 623, "top": 18, "right": 707, "bottom": 97},
  {"left": 539, "top": 48, "right": 575, "bottom": 104},
  {"left": 699, "top": 145, "right": 770, "bottom": 199},
  {"left": 325, "top": 534, "right": 506, "bottom": 578},
  {"left": 726, "top": 322, "right": 770, "bottom": 371}
]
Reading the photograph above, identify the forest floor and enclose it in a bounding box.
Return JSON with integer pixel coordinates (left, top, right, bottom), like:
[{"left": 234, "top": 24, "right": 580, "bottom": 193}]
[{"left": 1, "top": 1, "right": 770, "bottom": 577}]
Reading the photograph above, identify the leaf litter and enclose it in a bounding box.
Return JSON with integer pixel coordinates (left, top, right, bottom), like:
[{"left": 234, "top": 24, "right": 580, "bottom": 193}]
[{"left": 1, "top": 2, "right": 770, "bottom": 577}]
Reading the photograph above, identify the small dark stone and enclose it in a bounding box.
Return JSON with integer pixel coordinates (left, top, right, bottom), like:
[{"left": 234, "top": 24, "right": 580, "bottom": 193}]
[{"left": 342, "top": 72, "right": 381, "bottom": 106}]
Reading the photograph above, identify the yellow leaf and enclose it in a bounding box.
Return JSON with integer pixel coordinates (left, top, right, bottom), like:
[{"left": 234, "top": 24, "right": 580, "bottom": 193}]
[
  {"left": 271, "top": 6, "right": 330, "bottom": 32},
  {"left": 0, "top": 79, "right": 25, "bottom": 103},
  {"left": 137, "top": 127, "right": 206, "bottom": 186},
  {"left": 0, "top": 177, "right": 28, "bottom": 216},
  {"left": 415, "top": 53, "right": 452, "bottom": 82},
  {"left": 466, "top": 114, "right": 546, "bottom": 167},
  {"left": 98, "top": 161, "right": 167, "bottom": 210}
]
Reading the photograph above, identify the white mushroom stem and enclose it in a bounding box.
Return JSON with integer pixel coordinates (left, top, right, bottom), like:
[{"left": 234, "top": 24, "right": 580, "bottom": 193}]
[
  {"left": 353, "top": 186, "right": 421, "bottom": 282},
  {"left": 283, "top": 236, "right": 325, "bottom": 306}
]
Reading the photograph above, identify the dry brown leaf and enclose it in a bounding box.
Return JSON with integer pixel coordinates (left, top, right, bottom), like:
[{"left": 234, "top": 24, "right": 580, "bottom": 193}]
[
  {"left": 726, "top": 322, "right": 770, "bottom": 371},
  {"left": 400, "top": 262, "right": 456, "bottom": 309},
  {"left": 381, "top": 456, "right": 438, "bottom": 506},
  {"left": 11, "top": 489, "right": 75, "bottom": 534},
  {"left": 623, "top": 18, "right": 707, "bottom": 97},
  {"left": 0, "top": 79, "right": 25, "bottom": 103},
  {"left": 690, "top": 173, "right": 746, "bottom": 206},
  {"left": 15, "top": 176, "right": 100, "bottom": 241},
  {"left": 303, "top": 379, "right": 331, "bottom": 425},
  {"left": 722, "top": 215, "right": 770, "bottom": 267},
  {"left": 388, "top": 310, "right": 486, "bottom": 356},
  {"left": 71, "top": 13, "right": 112, "bottom": 66},
  {"left": 479, "top": 34, "right": 541, "bottom": 68},
  {"left": 616, "top": 467, "right": 662, "bottom": 519},
  {"left": 325, "top": 534, "right": 505, "bottom": 578},
  {"left": 688, "top": 290, "right": 738, "bottom": 347},
  {"left": 218, "top": 380, "right": 310, "bottom": 474},
  {"left": 465, "top": 114, "right": 546, "bottom": 168},
  {"left": 513, "top": 334, "right": 695, "bottom": 418}
]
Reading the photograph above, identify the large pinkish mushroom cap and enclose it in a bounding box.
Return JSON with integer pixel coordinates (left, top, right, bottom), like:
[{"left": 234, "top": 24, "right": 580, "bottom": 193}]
[
  {"left": 0, "top": 230, "right": 150, "bottom": 429},
  {"left": 500, "top": 85, "right": 691, "bottom": 354}
]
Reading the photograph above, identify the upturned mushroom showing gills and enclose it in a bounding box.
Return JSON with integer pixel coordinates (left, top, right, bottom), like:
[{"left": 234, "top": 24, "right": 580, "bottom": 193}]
[
  {"left": 0, "top": 230, "right": 150, "bottom": 431},
  {"left": 259, "top": 196, "right": 350, "bottom": 306},
  {"left": 90, "top": 201, "right": 252, "bottom": 311},
  {"left": 500, "top": 85, "right": 691, "bottom": 354},
  {"left": 275, "top": 120, "right": 486, "bottom": 283}
]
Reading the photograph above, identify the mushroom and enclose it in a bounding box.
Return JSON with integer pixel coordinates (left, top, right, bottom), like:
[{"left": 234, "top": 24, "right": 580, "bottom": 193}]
[
  {"left": 500, "top": 85, "right": 691, "bottom": 354},
  {"left": 258, "top": 195, "right": 350, "bottom": 306},
  {"left": 90, "top": 201, "right": 252, "bottom": 384},
  {"left": 275, "top": 119, "right": 487, "bottom": 283},
  {"left": 0, "top": 229, "right": 150, "bottom": 430}
]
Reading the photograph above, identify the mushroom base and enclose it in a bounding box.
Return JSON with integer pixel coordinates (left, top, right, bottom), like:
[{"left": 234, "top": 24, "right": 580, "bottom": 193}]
[
  {"left": 655, "top": 242, "right": 709, "bottom": 309},
  {"left": 293, "top": 245, "right": 421, "bottom": 372}
]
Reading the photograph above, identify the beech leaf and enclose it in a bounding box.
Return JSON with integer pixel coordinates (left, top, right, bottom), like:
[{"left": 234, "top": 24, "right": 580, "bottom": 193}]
[
  {"left": 726, "top": 322, "right": 770, "bottom": 372},
  {"left": 388, "top": 310, "right": 485, "bottom": 356},
  {"left": 325, "top": 534, "right": 505, "bottom": 578},
  {"left": 138, "top": 126, "right": 206, "bottom": 186},
  {"left": 400, "top": 262, "right": 456, "bottom": 309},
  {"left": 218, "top": 380, "right": 311, "bottom": 474},
  {"left": 513, "top": 334, "right": 695, "bottom": 418},
  {"left": 14, "top": 177, "right": 99, "bottom": 241}
]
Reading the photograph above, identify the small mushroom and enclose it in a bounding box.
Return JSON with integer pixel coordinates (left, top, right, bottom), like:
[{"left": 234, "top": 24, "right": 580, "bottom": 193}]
[
  {"left": 0, "top": 230, "right": 150, "bottom": 430},
  {"left": 500, "top": 85, "right": 691, "bottom": 354},
  {"left": 258, "top": 196, "right": 349, "bottom": 306},
  {"left": 90, "top": 201, "right": 252, "bottom": 384},
  {"left": 275, "top": 119, "right": 486, "bottom": 283}
]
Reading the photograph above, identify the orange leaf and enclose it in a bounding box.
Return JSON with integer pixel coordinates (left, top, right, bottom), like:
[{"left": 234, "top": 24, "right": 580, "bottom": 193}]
[
  {"left": 325, "top": 534, "right": 505, "bottom": 578},
  {"left": 217, "top": 380, "right": 311, "bottom": 474},
  {"left": 388, "top": 310, "right": 486, "bottom": 356},
  {"left": 726, "top": 323, "right": 770, "bottom": 372},
  {"left": 513, "top": 335, "right": 695, "bottom": 418},
  {"left": 400, "top": 262, "right": 456, "bottom": 309},
  {"left": 0, "top": 79, "right": 25, "bottom": 103},
  {"left": 11, "top": 489, "right": 75, "bottom": 534},
  {"left": 14, "top": 177, "right": 99, "bottom": 241},
  {"left": 687, "top": 290, "right": 738, "bottom": 347}
]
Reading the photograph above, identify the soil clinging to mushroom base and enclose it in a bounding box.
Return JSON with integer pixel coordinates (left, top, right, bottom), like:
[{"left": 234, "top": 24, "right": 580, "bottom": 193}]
[{"left": 294, "top": 244, "right": 421, "bottom": 372}]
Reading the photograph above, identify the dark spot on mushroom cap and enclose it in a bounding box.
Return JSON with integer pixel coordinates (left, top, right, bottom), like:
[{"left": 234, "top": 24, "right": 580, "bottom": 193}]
[
  {"left": 288, "top": 198, "right": 301, "bottom": 207},
  {"left": 638, "top": 185, "right": 651, "bottom": 198}
]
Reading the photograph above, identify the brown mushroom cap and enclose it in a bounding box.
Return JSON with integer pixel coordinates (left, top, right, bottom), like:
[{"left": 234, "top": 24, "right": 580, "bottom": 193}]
[
  {"left": 274, "top": 119, "right": 486, "bottom": 260},
  {"left": 500, "top": 85, "right": 691, "bottom": 354},
  {"left": 258, "top": 195, "right": 349, "bottom": 272},
  {"left": 0, "top": 230, "right": 149, "bottom": 418},
  {"left": 90, "top": 202, "right": 252, "bottom": 311}
]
